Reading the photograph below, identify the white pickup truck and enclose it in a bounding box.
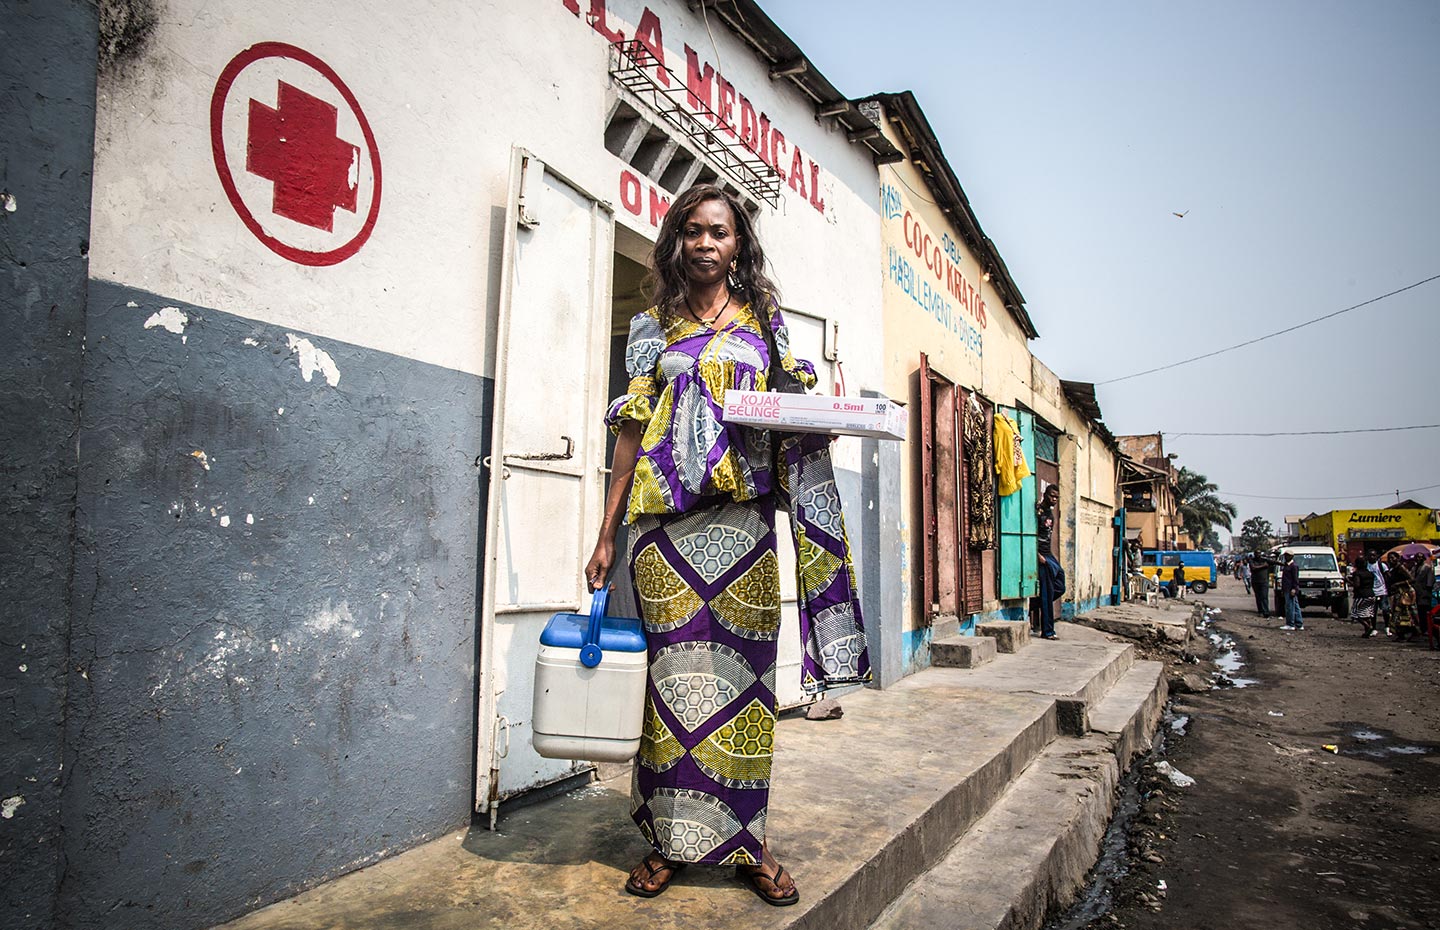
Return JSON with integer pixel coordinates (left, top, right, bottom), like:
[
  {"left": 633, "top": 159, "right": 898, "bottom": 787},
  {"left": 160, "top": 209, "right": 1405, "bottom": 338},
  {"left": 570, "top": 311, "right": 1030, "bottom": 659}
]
[{"left": 1271, "top": 545, "right": 1349, "bottom": 617}]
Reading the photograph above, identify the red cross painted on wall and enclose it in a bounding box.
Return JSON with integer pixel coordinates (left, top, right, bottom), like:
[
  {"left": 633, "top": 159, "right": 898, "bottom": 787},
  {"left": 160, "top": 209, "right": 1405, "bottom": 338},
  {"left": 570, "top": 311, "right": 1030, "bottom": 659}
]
[
  {"left": 210, "top": 42, "right": 382, "bottom": 266},
  {"left": 246, "top": 81, "right": 359, "bottom": 232}
]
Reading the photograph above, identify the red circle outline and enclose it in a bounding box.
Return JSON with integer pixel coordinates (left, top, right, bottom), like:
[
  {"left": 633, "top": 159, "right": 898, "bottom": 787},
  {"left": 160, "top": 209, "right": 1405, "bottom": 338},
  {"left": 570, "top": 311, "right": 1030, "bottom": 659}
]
[{"left": 210, "top": 42, "right": 382, "bottom": 267}]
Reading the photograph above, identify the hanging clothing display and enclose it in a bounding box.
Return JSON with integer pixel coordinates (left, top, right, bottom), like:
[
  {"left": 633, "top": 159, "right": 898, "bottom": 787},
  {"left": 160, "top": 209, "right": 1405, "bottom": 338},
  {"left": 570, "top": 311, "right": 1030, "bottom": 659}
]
[
  {"left": 963, "top": 396, "right": 995, "bottom": 548},
  {"left": 994, "top": 411, "right": 1031, "bottom": 497}
]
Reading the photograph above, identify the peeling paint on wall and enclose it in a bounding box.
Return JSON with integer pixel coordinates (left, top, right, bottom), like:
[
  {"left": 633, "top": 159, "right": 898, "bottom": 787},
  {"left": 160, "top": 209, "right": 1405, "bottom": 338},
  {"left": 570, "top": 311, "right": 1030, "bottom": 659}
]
[
  {"left": 285, "top": 334, "right": 341, "bottom": 386},
  {"left": 143, "top": 306, "right": 188, "bottom": 336},
  {"left": 306, "top": 600, "right": 364, "bottom": 639},
  {"left": 71, "top": 280, "right": 491, "bottom": 930}
]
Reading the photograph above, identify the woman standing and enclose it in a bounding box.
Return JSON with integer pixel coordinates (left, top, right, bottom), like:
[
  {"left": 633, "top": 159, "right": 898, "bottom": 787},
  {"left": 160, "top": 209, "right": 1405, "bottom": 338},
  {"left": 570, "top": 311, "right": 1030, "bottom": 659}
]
[
  {"left": 1386, "top": 553, "right": 1417, "bottom": 641},
  {"left": 585, "top": 185, "right": 870, "bottom": 905},
  {"left": 1350, "top": 558, "right": 1378, "bottom": 637}
]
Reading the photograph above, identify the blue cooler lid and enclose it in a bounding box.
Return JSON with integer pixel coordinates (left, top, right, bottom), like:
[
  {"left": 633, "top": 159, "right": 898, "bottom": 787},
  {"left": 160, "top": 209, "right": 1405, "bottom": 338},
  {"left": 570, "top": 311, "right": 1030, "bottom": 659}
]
[{"left": 539, "top": 611, "right": 646, "bottom": 652}]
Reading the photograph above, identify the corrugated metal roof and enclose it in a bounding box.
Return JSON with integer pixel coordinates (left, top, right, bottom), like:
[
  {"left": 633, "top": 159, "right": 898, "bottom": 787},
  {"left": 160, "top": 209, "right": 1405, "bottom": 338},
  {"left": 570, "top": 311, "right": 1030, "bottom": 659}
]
[{"left": 705, "top": 1, "right": 903, "bottom": 163}]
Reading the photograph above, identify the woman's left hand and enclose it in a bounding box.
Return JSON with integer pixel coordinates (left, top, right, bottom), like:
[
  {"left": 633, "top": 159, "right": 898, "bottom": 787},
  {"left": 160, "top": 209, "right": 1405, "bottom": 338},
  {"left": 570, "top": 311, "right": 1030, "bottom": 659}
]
[{"left": 585, "top": 539, "right": 615, "bottom": 592}]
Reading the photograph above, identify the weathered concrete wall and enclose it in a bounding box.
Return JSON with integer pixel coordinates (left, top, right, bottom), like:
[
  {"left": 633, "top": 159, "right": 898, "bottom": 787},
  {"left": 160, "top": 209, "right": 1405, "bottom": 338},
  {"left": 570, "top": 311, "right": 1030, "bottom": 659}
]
[
  {"left": 25, "top": 0, "right": 884, "bottom": 923},
  {"left": 0, "top": 2, "right": 98, "bottom": 927},
  {"left": 877, "top": 148, "right": 1029, "bottom": 669},
  {"left": 874, "top": 105, "right": 1121, "bottom": 658},
  {"left": 61, "top": 283, "right": 490, "bottom": 930}
]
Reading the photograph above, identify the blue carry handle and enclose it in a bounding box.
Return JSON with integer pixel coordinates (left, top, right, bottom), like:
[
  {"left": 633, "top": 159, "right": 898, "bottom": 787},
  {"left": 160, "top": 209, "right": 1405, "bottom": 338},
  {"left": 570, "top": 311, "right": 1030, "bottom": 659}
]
[{"left": 580, "top": 586, "right": 609, "bottom": 668}]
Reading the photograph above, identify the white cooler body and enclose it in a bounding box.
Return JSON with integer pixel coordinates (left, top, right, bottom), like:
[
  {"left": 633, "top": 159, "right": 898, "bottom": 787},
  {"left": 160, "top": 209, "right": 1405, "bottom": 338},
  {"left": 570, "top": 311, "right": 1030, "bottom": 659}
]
[{"left": 532, "top": 642, "right": 648, "bottom": 762}]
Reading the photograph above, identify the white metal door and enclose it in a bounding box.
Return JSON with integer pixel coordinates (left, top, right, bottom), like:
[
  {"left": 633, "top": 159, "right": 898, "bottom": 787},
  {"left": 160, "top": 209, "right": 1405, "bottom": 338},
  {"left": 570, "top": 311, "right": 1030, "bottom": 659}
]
[{"left": 476, "top": 150, "right": 614, "bottom": 819}]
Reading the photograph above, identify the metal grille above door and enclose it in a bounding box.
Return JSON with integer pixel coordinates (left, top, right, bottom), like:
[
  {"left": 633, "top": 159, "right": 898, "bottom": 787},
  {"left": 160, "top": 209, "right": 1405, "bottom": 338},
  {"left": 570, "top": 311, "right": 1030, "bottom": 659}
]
[{"left": 607, "top": 41, "right": 779, "bottom": 208}]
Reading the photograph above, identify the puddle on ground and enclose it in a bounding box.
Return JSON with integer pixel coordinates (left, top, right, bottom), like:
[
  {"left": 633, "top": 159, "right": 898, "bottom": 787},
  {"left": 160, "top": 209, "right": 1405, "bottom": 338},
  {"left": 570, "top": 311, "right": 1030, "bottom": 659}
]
[
  {"left": 1328, "top": 724, "right": 1437, "bottom": 760},
  {"left": 1208, "top": 630, "right": 1257, "bottom": 688}
]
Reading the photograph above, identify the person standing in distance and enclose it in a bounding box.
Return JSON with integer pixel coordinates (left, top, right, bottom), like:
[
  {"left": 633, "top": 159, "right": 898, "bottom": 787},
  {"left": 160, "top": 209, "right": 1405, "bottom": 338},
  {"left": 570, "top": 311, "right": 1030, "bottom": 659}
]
[
  {"left": 1034, "top": 484, "right": 1062, "bottom": 639},
  {"left": 1250, "top": 553, "right": 1274, "bottom": 618},
  {"left": 1280, "top": 552, "right": 1304, "bottom": 630},
  {"left": 1368, "top": 550, "right": 1390, "bottom": 636},
  {"left": 1350, "top": 557, "right": 1379, "bottom": 637}
]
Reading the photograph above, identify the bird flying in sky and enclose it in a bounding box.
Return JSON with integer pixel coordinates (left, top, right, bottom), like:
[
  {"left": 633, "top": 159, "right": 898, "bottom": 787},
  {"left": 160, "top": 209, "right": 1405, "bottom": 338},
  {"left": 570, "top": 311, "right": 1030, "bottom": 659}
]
[{"left": 1172, "top": 210, "right": 1190, "bottom": 218}]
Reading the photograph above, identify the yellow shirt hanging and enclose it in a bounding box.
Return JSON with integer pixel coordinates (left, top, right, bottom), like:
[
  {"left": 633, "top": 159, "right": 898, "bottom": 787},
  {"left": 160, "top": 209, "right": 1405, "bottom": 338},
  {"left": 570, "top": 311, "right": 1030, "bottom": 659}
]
[{"left": 994, "top": 412, "right": 1031, "bottom": 497}]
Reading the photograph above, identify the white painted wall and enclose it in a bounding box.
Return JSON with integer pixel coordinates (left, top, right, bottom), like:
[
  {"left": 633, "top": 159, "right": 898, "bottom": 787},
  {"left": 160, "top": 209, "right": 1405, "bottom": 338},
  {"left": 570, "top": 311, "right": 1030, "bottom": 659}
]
[{"left": 90, "top": 0, "right": 882, "bottom": 394}]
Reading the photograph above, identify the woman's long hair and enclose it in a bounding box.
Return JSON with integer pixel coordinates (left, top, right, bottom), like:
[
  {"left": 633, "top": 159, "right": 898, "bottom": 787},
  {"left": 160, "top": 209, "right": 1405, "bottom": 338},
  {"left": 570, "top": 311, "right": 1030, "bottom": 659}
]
[{"left": 647, "top": 184, "right": 780, "bottom": 333}]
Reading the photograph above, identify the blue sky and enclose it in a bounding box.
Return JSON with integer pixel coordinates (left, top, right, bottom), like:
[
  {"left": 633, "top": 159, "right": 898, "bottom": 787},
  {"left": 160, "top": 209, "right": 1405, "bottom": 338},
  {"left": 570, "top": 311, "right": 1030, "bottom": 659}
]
[{"left": 765, "top": 0, "right": 1440, "bottom": 535}]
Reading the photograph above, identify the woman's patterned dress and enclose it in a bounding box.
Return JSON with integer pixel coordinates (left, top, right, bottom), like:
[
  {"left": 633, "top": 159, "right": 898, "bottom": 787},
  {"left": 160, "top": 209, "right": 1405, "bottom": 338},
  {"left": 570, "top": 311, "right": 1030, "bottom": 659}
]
[{"left": 606, "top": 302, "right": 870, "bottom": 865}]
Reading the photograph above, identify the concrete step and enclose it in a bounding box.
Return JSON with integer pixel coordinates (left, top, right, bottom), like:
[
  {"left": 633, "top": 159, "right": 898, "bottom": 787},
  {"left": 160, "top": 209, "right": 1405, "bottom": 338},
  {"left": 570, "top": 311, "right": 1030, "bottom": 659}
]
[
  {"left": 868, "top": 660, "right": 1168, "bottom": 930},
  {"left": 927, "top": 632, "right": 1135, "bottom": 736},
  {"left": 931, "top": 633, "right": 997, "bottom": 669},
  {"left": 1088, "top": 660, "right": 1168, "bottom": 769},
  {"left": 217, "top": 671, "right": 1060, "bottom": 930},
  {"left": 867, "top": 732, "right": 1121, "bottom": 930},
  {"left": 976, "top": 620, "right": 1031, "bottom": 653},
  {"left": 1070, "top": 600, "right": 1197, "bottom": 646}
]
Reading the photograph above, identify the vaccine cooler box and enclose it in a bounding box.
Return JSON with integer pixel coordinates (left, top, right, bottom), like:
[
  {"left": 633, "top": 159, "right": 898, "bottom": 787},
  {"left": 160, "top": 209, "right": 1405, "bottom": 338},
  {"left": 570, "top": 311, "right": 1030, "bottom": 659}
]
[{"left": 531, "top": 587, "right": 648, "bottom": 762}]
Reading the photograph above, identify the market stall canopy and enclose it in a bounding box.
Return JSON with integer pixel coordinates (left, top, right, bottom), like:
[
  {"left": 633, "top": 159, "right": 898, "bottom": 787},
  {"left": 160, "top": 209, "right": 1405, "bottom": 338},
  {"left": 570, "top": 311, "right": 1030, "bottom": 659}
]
[{"left": 1383, "top": 542, "right": 1439, "bottom": 561}]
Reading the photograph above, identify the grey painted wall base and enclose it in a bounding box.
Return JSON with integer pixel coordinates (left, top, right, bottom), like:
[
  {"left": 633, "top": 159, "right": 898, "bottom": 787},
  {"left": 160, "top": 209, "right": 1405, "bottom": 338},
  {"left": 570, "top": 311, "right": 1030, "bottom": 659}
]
[
  {"left": 60, "top": 281, "right": 492, "bottom": 930},
  {"left": 0, "top": 3, "right": 99, "bottom": 928}
]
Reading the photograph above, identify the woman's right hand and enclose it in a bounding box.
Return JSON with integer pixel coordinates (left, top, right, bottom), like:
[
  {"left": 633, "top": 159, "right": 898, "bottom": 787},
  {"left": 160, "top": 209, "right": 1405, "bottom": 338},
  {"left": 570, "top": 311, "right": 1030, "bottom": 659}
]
[{"left": 586, "top": 538, "right": 615, "bottom": 592}]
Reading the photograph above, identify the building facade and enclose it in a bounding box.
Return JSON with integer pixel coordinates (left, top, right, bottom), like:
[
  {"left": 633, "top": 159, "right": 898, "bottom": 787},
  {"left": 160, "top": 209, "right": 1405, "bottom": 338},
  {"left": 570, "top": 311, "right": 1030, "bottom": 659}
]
[
  {"left": 863, "top": 92, "right": 1121, "bottom": 675},
  {"left": 8, "top": 4, "right": 1136, "bottom": 928},
  {"left": 1117, "top": 434, "right": 1182, "bottom": 550},
  {"left": 7, "top": 3, "right": 897, "bottom": 928},
  {"left": 1298, "top": 504, "right": 1440, "bottom": 563}
]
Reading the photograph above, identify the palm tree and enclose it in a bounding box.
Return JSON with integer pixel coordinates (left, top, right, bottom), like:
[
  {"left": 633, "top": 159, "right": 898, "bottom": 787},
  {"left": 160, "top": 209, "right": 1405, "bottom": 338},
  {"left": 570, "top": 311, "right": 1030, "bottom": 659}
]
[{"left": 1175, "top": 466, "right": 1239, "bottom": 549}]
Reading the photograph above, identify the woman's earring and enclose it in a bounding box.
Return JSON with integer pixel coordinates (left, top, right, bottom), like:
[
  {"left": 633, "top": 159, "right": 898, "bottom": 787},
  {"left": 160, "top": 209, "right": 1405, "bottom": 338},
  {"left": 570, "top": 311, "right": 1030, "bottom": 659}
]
[{"left": 727, "top": 259, "right": 740, "bottom": 289}]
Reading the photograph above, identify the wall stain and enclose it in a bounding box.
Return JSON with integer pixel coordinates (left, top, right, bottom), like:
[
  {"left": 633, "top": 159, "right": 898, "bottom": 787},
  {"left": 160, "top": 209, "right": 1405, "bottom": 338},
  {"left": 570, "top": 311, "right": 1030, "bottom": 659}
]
[{"left": 97, "top": 0, "right": 158, "bottom": 71}]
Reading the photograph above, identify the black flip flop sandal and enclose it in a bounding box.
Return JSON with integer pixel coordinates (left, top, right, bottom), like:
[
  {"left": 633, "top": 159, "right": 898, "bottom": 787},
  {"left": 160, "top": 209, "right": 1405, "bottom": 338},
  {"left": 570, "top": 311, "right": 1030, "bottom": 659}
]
[
  {"left": 624, "top": 854, "right": 686, "bottom": 898},
  {"left": 736, "top": 860, "right": 800, "bottom": 907}
]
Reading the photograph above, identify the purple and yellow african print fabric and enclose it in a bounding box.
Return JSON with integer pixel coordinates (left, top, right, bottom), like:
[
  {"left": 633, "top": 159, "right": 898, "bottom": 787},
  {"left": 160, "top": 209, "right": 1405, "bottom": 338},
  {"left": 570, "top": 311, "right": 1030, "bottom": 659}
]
[
  {"left": 626, "top": 496, "right": 780, "bottom": 865},
  {"left": 609, "top": 304, "right": 871, "bottom": 865},
  {"left": 606, "top": 303, "right": 812, "bottom": 523}
]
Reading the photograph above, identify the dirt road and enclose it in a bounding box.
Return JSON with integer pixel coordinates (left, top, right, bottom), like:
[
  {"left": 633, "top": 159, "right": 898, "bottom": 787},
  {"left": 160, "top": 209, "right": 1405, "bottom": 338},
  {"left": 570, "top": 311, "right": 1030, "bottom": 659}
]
[{"left": 1068, "top": 574, "right": 1440, "bottom": 930}]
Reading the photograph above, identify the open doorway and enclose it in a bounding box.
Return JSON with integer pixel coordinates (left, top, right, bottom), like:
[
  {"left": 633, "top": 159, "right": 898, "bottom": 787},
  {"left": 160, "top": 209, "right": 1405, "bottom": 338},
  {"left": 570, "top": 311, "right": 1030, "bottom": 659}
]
[{"left": 603, "top": 240, "right": 653, "bottom": 619}]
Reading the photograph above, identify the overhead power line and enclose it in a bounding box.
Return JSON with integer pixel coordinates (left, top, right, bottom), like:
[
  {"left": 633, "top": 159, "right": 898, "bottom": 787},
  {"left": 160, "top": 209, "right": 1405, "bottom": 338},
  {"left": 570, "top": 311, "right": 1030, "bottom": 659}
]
[
  {"left": 1170, "top": 424, "right": 1440, "bottom": 438},
  {"left": 1098, "top": 273, "right": 1440, "bottom": 386},
  {"left": 1222, "top": 482, "right": 1440, "bottom": 501}
]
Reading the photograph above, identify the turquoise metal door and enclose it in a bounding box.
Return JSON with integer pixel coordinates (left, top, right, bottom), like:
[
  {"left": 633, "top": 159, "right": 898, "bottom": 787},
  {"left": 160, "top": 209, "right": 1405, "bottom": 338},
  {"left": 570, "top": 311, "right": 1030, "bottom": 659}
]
[{"left": 998, "top": 408, "right": 1038, "bottom": 599}]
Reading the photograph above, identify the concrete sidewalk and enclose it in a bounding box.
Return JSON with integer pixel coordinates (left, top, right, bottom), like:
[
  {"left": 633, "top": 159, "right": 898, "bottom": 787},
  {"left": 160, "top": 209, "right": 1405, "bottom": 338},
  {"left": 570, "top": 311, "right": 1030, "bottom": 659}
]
[
  {"left": 217, "top": 621, "right": 1166, "bottom": 930},
  {"left": 1067, "top": 599, "right": 1198, "bottom": 646}
]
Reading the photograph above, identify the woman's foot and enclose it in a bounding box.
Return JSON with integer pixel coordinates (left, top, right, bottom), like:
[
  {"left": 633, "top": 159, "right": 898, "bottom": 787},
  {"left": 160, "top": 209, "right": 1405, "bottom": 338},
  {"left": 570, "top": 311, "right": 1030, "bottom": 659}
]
[
  {"left": 737, "top": 845, "right": 799, "bottom": 906},
  {"left": 624, "top": 853, "right": 686, "bottom": 898}
]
